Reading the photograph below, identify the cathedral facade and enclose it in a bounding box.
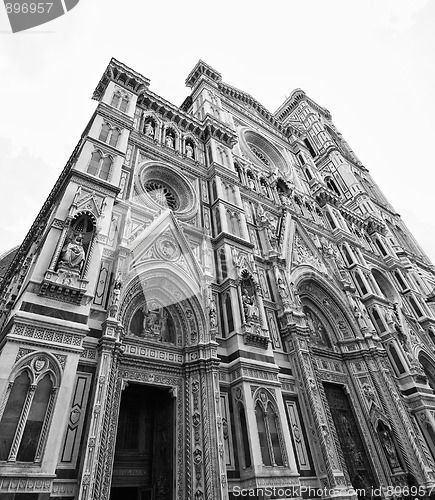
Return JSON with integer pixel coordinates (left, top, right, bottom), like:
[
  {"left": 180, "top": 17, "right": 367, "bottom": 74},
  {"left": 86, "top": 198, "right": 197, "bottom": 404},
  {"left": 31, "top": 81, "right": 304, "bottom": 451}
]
[{"left": 1, "top": 58, "right": 435, "bottom": 500}]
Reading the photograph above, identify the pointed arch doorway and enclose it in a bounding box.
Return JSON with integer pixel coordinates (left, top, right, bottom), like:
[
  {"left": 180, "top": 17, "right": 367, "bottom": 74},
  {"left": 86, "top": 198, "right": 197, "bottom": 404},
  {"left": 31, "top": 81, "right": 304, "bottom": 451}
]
[{"left": 109, "top": 383, "right": 174, "bottom": 500}]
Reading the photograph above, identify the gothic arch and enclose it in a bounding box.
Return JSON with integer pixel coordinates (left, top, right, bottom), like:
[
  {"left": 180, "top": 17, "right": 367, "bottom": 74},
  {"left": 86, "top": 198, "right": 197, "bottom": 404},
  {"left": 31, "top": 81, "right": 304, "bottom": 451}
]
[
  {"left": 291, "top": 268, "right": 360, "bottom": 341},
  {"left": 119, "top": 265, "right": 206, "bottom": 348}
]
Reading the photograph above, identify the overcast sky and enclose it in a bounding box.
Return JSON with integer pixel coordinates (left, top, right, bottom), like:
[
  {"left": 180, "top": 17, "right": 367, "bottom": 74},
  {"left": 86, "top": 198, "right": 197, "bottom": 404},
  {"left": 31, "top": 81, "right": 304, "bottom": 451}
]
[{"left": 0, "top": 0, "right": 434, "bottom": 264}]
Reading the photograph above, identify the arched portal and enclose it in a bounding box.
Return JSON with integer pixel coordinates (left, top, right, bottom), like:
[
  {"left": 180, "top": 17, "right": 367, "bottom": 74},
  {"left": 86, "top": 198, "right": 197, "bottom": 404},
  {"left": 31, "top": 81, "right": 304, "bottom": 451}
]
[
  {"left": 108, "top": 247, "right": 208, "bottom": 500},
  {"left": 291, "top": 274, "right": 379, "bottom": 492}
]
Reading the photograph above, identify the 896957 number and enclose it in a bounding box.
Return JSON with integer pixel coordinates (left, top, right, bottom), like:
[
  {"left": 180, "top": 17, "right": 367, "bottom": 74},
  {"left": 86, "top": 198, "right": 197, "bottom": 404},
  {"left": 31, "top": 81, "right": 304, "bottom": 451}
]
[{"left": 5, "top": 3, "right": 53, "bottom": 13}]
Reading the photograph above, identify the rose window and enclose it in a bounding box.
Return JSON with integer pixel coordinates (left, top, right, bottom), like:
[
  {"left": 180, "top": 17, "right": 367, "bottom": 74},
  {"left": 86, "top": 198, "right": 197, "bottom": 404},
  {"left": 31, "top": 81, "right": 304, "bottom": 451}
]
[{"left": 144, "top": 181, "right": 178, "bottom": 210}]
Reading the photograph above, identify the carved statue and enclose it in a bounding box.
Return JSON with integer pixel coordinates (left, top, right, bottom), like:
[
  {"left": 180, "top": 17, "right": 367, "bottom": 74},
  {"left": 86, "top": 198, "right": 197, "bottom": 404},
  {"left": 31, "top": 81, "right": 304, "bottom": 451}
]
[
  {"left": 165, "top": 133, "right": 174, "bottom": 148},
  {"left": 277, "top": 276, "right": 289, "bottom": 300},
  {"left": 209, "top": 299, "right": 218, "bottom": 329},
  {"left": 144, "top": 121, "right": 154, "bottom": 137},
  {"left": 111, "top": 280, "right": 122, "bottom": 307},
  {"left": 186, "top": 143, "right": 194, "bottom": 158},
  {"left": 392, "top": 302, "right": 403, "bottom": 333},
  {"left": 379, "top": 429, "right": 401, "bottom": 470},
  {"left": 242, "top": 289, "right": 259, "bottom": 322},
  {"left": 59, "top": 233, "right": 85, "bottom": 272},
  {"left": 384, "top": 306, "right": 394, "bottom": 324}
]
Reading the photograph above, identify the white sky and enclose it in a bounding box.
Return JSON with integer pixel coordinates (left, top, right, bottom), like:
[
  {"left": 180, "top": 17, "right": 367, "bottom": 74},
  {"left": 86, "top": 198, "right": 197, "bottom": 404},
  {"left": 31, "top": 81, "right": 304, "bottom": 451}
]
[{"left": 0, "top": 0, "right": 434, "bottom": 264}]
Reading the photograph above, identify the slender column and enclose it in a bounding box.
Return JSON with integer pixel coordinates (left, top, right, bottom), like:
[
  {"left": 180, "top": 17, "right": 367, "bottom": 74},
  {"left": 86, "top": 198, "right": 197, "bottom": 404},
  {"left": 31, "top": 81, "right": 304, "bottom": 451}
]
[{"left": 77, "top": 329, "right": 121, "bottom": 500}]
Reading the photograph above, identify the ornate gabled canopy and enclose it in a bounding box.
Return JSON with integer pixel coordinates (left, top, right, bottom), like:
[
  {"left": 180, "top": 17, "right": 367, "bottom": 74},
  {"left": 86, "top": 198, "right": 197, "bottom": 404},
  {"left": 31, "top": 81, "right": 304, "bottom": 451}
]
[{"left": 93, "top": 57, "right": 151, "bottom": 100}]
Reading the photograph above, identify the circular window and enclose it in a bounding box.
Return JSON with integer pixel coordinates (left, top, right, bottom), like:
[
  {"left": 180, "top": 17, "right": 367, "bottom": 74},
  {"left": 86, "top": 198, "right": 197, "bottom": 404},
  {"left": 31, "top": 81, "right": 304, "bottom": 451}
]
[
  {"left": 144, "top": 181, "right": 178, "bottom": 210},
  {"left": 136, "top": 162, "right": 197, "bottom": 220},
  {"left": 238, "top": 128, "right": 289, "bottom": 175}
]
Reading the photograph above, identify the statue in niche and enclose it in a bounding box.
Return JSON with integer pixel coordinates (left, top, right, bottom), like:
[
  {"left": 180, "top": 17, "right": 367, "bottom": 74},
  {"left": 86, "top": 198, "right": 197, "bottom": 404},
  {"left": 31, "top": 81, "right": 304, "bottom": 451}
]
[
  {"left": 277, "top": 276, "right": 289, "bottom": 302},
  {"left": 165, "top": 132, "right": 174, "bottom": 148},
  {"left": 59, "top": 233, "right": 86, "bottom": 272},
  {"left": 392, "top": 302, "right": 403, "bottom": 333},
  {"left": 383, "top": 305, "right": 394, "bottom": 325},
  {"left": 379, "top": 428, "right": 401, "bottom": 470},
  {"left": 248, "top": 175, "right": 256, "bottom": 191},
  {"left": 111, "top": 280, "right": 122, "bottom": 307},
  {"left": 144, "top": 120, "right": 155, "bottom": 137},
  {"left": 209, "top": 298, "right": 218, "bottom": 329},
  {"left": 242, "top": 288, "right": 259, "bottom": 322},
  {"left": 186, "top": 143, "right": 194, "bottom": 158}
]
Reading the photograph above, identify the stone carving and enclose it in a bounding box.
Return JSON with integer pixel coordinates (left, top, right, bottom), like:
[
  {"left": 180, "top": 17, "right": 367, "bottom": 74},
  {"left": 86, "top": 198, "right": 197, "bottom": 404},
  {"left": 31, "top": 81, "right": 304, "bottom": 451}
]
[
  {"left": 294, "top": 235, "right": 323, "bottom": 272},
  {"left": 242, "top": 289, "right": 259, "bottom": 322},
  {"left": 144, "top": 121, "right": 154, "bottom": 137},
  {"left": 186, "top": 143, "right": 194, "bottom": 158},
  {"left": 379, "top": 428, "right": 401, "bottom": 470},
  {"left": 165, "top": 133, "right": 174, "bottom": 148},
  {"left": 59, "top": 233, "right": 85, "bottom": 272},
  {"left": 209, "top": 298, "right": 217, "bottom": 329}
]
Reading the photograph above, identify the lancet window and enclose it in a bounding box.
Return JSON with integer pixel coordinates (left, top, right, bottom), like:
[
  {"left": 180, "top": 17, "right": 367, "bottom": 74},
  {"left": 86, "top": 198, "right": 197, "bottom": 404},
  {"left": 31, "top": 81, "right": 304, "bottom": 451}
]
[
  {"left": 254, "top": 390, "right": 285, "bottom": 467},
  {"left": 0, "top": 354, "right": 59, "bottom": 463},
  {"left": 87, "top": 150, "right": 114, "bottom": 181}
]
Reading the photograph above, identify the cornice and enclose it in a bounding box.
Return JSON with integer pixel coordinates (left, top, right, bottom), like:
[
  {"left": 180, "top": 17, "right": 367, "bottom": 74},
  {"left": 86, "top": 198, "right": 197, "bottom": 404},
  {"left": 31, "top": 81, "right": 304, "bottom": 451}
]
[
  {"left": 70, "top": 170, "right": 121, "bottom": 197},
  {"left": 93, "top": 57, "right": 150, "bottom": 101},
  {"left": 139, "top": 90, "right": 203, "bottom": 134},
  {"left": 274, "top": 89, "right": 332, "bottom": 122},
  {"left": 218, "top": 81, "right": 302, "bottom": 139},
  {"left": 185, "top": 60, "right": 222, "bottom": 89}
]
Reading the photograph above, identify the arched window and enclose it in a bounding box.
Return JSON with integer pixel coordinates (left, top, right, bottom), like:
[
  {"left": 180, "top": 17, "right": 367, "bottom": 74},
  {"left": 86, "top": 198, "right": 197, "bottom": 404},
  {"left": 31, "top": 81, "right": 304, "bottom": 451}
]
[
  {"left": 304, "top": 167, "right": 313, "bottom": 181},
  {"left": 99, "top": 156, "right": 113, "bottom": 181},
  {"left": 109, "top": 128, "right": 121, "bottom": 148},
  {"left": 375, "top": 238, "right": 388, "bottom": 257},
  {"left": 388, "top": 344, "right": 406, "bottom": 375},
  {"left": 0, "top": 371, "right": 30, "bottom": 460},
  {"left": 0, "top": 356, "right": 59, "bottom": 463},
  {"left": 87, "top": 151, "right": 113, "bottom": 181},
  {"left": 119, "top": 96, "right": 129, "bottom": 113},
  {"left": 370, "top": 306, "right": 386, "bottom": 333},
  {"left": 17, "top": 373, "right": 53, "bottom": 461},
  {"left": 394, "top": 271, "right": 408, "bottom": 291},
  {"left": 342, "top": 245, "right": 353, "bottom": 265},
  {"left": 254, "top": 391, "right": 285, "bottom": 467},
  {"left": 88, "top": 151, "right": 102, "bottom": 176},
  {"left": 99, "top": 123, "right": 110, "bottom": 142},
  {"left": 408, "top": 296, "right": 423, "bottom": 318},
  {"left": 303, "top": 138, "right": 316, "bottom": 158},
  {"left": 326, "top": 177, "right": 341, "bottom": 196},
  {"left": 111, "top": 92, "right": 121, "bottom": 108},
  {"left": 354, "top": 272, "right": 368, "bottom": 296}
]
